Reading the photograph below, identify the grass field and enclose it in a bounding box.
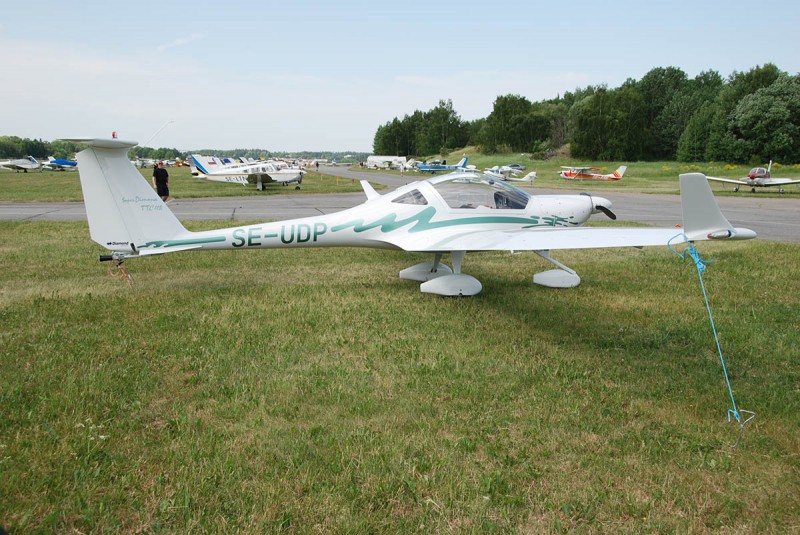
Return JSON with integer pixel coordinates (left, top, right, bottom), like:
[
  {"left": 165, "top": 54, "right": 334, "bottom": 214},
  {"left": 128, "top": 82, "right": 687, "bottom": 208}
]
[
  {"left": 1, "top": 220, "right": 798, "bottom": 532},
  {"left": 5, "top": 153, "right": 800, "bottom": 203},
  {"left": 355, "top": 148, "right": 800, "bottom": 197},
  {"left": 0, "top": 166, "right": 368, "bottom": 203}
]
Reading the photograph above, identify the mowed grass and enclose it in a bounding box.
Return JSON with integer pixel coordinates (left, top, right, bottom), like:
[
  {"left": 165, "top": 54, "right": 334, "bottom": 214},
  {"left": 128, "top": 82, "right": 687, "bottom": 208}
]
[
  {"left": 1, "top": 220, "right": 798, "bottom": 532},
  {"left": 356, "top": 148, "right": 800, "bottom": 197},
  {"left": 0, "top": 166, "right": 369, "bottom": 202}
]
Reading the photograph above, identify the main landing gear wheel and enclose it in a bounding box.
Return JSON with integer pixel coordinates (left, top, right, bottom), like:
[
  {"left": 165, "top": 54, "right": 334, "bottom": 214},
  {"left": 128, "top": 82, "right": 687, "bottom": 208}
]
[{"left": 401, "top": 252, "right": 482, "bottom": 296}]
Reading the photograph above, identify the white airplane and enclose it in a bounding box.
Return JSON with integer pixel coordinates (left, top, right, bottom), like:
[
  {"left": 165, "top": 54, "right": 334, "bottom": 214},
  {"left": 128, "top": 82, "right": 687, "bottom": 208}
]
[
  {"left": 484, "top": 165, "right": 537, "bottom": 182},
  {"left": 0, "top": 156, "right": 41, "bottom": 172},
  {"left": 68, "top": 137, "right": 756, "bottom": 296},
  {"left": 42, "top": 156, "right": 78, "bottom": 171},
  {"left": 191, "top": 154, "right": 305, "bottom": 190},
  {"left": 707, "top": 161, "right": 800, "bottom": 193},
  {"left": 133, "top": 158, "right": 156, "bottom": 168}
]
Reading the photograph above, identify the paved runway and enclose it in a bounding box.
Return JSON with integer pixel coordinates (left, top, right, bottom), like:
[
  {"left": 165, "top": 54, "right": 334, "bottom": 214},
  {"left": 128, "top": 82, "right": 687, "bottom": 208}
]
[{"left": 1, "top": 166, "right": 797, "bottom": 243}]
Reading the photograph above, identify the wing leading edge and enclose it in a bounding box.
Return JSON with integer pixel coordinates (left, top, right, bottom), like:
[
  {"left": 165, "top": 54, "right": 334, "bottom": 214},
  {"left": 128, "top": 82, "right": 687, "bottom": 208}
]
[{"left": 410, "top": 227, "right": 687, "bottom": 252}]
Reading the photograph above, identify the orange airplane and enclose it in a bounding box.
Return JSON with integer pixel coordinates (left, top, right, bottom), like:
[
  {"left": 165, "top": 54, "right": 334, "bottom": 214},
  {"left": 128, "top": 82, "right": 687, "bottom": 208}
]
[{"left": 559, "top": 165, "right": 627, "bottom": 181}]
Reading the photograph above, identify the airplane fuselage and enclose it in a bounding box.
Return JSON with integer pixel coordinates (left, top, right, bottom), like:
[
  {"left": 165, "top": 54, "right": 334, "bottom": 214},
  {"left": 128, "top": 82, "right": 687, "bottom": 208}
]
[{"left": 124, "top": 177, "right": 602, "bottom": 255}]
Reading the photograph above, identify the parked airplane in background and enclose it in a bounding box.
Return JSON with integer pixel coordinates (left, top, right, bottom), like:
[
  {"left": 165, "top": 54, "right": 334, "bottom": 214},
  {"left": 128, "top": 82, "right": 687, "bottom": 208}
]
[
  {"left": 416, "top": 156, "right": 469, "bottom": 173},
  {"left": 42, "top": 156, "right": 78, "bottom": 171},
  {"left": 191, "top": 154, "right": 305, "bottom": 190},
  {"left": 484, "top": 165, "right": 537, "bottom": 182},
  {"left": 706, "top": 161, "right": 800, "bottom": 193},
  {"left": 559, "top": 165, "right": 627, "bottom": 181},
  {"left": 68, "top": 136, "right": 755, "bottom": 296},
  {"left": 366, "top": 155, "right": 407, "bottom": 170},
  {"left": 0, "top": 156, "right": 41, "bottom": 172},
  {"left": 133, "top": 158, "right": 156, "bottom": 168}
]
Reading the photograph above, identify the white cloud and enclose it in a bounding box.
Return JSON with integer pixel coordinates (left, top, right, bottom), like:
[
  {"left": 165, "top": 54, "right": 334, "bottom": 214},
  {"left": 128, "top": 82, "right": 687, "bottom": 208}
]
[{"left": 156, "top": 33, "right": 206, "bottom": 52}]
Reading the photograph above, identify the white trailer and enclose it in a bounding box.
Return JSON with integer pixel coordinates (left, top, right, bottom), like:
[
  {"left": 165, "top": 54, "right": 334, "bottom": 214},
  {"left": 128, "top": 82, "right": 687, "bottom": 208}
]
[{"left": 366, "top": 155, "right": 407, "bottom": 169}]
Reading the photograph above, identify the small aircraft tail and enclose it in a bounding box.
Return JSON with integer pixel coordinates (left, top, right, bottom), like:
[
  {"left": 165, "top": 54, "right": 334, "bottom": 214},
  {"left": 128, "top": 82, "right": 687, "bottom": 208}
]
[
  {"left": 191, "top": 154, "right": 216, "bottom": 176},
  {"left": 456, "top": 156, "right": 468, "bottom": 168},
  {"left": 69, "top": 138, "right": 190, "bottom": 254},
  {"left": 680, "top": 173, "right": 756, "bottom": 241},
  {"left": 612, "top": 165, "right": 627, "bottom": 179},
  {"left": 187, "top": 157, "right": 199, "bottom": 176}
]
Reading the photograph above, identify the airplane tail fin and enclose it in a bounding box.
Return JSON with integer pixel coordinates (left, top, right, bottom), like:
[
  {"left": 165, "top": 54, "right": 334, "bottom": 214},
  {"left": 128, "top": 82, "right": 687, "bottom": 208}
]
[
  {"left": 680, "top": 173, "right": 756, "bottom": 241},
  {"left": 191, "top": 154, "right": 218, "bottom": 176},
  {"left": 187, "top": 156, "right": 199, "bottom": 176},
  {"left": 613, "top": 165, "right": 627, "bottom": 178},
  {"left": 456, "top": 156, "right": 468, "bottom": 168},
  {"left": 69, "top": 138, "right": 190, "bottom": 254},
  {"left": 767, "top": 160, "right": 772, "bottom": 174}
]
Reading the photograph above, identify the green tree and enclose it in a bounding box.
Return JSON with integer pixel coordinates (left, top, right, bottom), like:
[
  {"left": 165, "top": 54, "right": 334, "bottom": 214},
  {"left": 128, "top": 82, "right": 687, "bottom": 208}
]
[
  {"left": 479, "top": 94, "right": 532, "bottom": 152},
  {"left": 677, "top": 102, "right": 716, "bottom": 162},
  {"left": 730, "top": 74, "right": 800, "bottom": 162},
  {"left": 414, "top": 99, "right": 467, "bottom": 156},
  {"left": 653, "top": 70, "right": 723, "bottom": 160},
  {"left": 705, "top": 64, "right": 783, "bottom": 162}
]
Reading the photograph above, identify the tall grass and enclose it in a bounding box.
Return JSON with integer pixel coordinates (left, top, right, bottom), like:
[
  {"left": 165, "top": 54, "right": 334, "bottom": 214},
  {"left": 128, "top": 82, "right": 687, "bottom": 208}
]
[{"left": 1, "top": 220, "right": 798, "bottom": 532}]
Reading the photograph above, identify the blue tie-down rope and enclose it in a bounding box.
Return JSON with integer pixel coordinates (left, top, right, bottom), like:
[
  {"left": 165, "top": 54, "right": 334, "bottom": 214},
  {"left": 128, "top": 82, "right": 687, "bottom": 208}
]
[{"left": 668, "top": 234, "right": 755, "bottom": 448}]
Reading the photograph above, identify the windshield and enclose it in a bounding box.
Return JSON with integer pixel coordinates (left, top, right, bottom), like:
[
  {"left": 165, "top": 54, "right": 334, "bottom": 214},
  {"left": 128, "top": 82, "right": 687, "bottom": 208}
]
[{"left": 431, "top": 174, "right": 530, "bottom": 210}]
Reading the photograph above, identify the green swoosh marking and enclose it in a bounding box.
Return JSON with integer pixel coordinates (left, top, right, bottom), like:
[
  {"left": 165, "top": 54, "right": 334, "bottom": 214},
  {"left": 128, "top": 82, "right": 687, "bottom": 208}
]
[
  {"left": 331, "top": 207, "right": 577, "bottom": 234},
  {"left": 140, "top": 236, "right": 227, "bottom": 249}
]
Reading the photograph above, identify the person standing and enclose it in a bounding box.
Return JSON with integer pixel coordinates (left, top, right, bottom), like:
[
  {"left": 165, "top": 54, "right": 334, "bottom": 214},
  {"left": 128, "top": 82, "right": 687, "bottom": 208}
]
[{"left": 152, "top": 161, "right": 170, "bottom": 202}]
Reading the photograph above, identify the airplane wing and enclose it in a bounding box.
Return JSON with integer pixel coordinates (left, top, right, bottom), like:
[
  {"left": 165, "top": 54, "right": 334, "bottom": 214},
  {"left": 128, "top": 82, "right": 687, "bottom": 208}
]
[
  {"left": 763, "top": 178, "right": 800, "bottom": 186},
  {"left": 402, "top": 227, "right": 686, "bottom": 253},
  {"left": 706, "top": 176, "right": 748, "bottom": 186}
]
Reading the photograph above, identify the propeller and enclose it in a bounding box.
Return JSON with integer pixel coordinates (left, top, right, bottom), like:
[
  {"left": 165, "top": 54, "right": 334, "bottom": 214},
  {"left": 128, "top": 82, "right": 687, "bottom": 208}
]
[
  {"left": 595, "top": 204, "right": 617, "bottom": 220},
  {"left": 580, "top": 192, "right": 617, "bottom": 220}
]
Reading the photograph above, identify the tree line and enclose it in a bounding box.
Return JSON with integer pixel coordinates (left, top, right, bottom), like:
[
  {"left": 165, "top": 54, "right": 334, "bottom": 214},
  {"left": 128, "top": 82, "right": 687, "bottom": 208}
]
[
  {"left": 372, "top": 64, "right": 800, "bottom": 164},
  {"left": 0, "top": 137, "right": 368, "bottom": 163},
  {"left": 0, "top": 136, "right": 186, "bottom": 161}
]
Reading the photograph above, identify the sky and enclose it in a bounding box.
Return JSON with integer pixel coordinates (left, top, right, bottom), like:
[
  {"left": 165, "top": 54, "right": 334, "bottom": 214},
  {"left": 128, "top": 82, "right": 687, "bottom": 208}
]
[{"left": 1, "top": 0, "right": 798, "bottom": 152}]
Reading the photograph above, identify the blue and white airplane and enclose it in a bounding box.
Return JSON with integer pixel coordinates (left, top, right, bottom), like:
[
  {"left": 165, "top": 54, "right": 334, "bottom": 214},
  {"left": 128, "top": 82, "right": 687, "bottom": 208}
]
[
  {"left": 416, "top": 156, "right": 469, "bottom": 173},
  {"left": 42, "top": 157, "right": 78, "bottom": 171},
  {"left": 67, "top": 136, "right": 756, "bottom": 296},
  {"left": 191, "top": 154, "right": 305, "bottom": 190}
]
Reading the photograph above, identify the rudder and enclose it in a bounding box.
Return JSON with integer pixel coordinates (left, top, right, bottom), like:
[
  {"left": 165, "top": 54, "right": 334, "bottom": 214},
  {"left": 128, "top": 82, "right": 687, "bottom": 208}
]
[{"left": 71, "top": 138, "right": 189, "bottom": 253}]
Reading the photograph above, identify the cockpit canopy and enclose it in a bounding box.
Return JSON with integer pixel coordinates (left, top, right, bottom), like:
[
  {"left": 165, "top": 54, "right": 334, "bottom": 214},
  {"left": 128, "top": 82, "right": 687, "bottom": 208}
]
[
  {"left": 430, "top": 173, "right": 531, "bottom": 210},
  {"left": 389, "top": 173, "right": 532, "bottom": 210}
]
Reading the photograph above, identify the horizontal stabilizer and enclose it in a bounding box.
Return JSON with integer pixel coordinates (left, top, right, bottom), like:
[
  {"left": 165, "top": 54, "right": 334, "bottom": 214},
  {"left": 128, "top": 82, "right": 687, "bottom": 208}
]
[{"left": 61, "top": 138, "right": 138, "bottom": 149}]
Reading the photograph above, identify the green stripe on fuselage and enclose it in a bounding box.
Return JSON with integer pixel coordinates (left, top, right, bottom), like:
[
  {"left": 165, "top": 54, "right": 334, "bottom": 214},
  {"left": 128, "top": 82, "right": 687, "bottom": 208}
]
[{"left": 331, "top": 207, "right": 577, "bottom": 234}]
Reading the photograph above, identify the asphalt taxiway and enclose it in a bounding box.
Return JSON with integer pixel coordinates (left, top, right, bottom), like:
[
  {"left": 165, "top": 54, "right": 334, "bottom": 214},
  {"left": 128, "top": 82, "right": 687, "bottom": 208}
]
[{"left": 0, "top": 166, "right": 797, "bottom": 243}]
